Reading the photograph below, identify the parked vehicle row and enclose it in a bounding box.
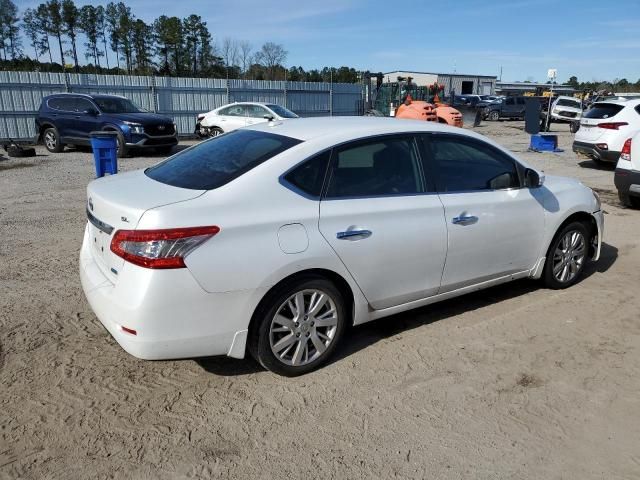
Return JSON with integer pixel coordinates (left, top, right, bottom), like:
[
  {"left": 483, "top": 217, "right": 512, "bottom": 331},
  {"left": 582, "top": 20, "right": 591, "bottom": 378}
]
[
  {"left": 80, "top": 117, "right": 603, "bottom": 376},
  {"left": 36, "top": 93, "right": 178, "bottom": 156}
]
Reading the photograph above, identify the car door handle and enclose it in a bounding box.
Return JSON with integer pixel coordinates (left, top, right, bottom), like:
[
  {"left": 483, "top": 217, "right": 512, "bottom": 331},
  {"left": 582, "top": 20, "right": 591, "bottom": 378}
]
[
  {"left": 452, "top": 215, "right": 478, "bottom": 225},
  {"left": 336, "top": 229, "right": 372, "bottom": 240}
]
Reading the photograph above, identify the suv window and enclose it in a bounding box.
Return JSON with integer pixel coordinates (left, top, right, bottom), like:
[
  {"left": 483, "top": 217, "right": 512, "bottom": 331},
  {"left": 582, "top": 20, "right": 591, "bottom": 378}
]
[
  {"left": 283, "top": 150, "right": 331, "bottom": 198},
  {"left": 516, "top": 98, "right": 526, "bottom": 105},
  {"left": 325, "top": 137, "right": 423, "bottom": 198},
  {"left": 47, "top": 97, "right": 75, "bottom": 111},
  {"left": 75, "top": 98, "right": 95, "bottom": 113},
  {"left": 145, "top": 130, "right": 302, "bottom": 190},
  {"left": 505, "top": 98, "right": 515, "bottom": 106},
  {"left": 246, "top": 105, "right": 270, "bottom": 118},
  {"left": 220, "top": 105, "right": 246, "bottom": 117},
  {"left": 429, "top": 135, "right": 520, "bottom": 192},
  {"left": 585, "top": 103, "right": 624, "bottom": 119}
]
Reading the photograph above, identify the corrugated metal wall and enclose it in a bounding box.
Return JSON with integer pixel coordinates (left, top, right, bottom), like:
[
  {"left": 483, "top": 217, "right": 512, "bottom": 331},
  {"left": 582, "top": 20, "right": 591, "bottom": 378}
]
[{"left": 0, "top": 71, "right": 363, "bottom": 141}]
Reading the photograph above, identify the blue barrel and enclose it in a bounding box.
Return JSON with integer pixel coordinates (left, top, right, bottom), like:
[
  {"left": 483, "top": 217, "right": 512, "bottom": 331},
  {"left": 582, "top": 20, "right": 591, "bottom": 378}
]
[{"left": 90, "top": 131, "right": 118, "bottom": 178}]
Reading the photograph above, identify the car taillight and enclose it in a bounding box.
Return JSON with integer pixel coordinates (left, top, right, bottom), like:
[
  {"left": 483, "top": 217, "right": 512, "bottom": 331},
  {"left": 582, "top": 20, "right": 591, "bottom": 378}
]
[
  {"left": 110, "top": 226, "right": 220, "bottom": 269},
  {"left": 621, "top": 138, "right": 632, "bottom": 161},
  {"left": 597, "top": 122, "right": 628, "bottom": 130}
]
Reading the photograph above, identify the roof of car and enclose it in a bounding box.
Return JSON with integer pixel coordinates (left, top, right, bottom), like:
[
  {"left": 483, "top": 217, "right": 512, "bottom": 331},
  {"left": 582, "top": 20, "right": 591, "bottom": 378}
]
[
  {"left": 593, "top": 98, "right": 640, "bottom": 106},
  {"left": 46, "top": 93, "right": 128, "bottom": 100},
  {"left": 244, "top": 116, "right": 478, "bottom": 142}
]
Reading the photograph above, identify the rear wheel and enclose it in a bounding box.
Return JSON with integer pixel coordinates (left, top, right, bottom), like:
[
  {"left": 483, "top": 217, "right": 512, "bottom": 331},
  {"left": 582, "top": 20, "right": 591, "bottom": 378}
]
[
  {"left": 43, "top": 127, "right": 64, "bottom": 153},
  {"left": 249, "top": 276, "right": 347, "bottom": 376},
  {"left": 619, "top": 191, "right": 640, "bottom": 208},
  {"left": 542, "top": 221, "right": 590, "bottom": 289}
]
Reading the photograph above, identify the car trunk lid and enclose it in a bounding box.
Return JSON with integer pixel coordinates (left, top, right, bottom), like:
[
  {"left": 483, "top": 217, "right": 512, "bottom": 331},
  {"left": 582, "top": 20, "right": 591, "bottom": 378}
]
[{"left": 86, "top": 170, "right": 205, "bottom": 282}]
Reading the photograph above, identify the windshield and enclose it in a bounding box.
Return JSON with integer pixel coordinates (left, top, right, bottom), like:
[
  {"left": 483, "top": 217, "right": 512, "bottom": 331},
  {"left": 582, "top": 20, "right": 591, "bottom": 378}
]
[
  {"left": 265, "top": 104, "right": 299, "bottom": 119},
  {"left": 145, "top": 130, "right": 302, "bottom": 190},
  {"left": 94, "top": 97, "right": 143, "bottom": 114},
  {"left": 556, "top": 99, "right": 581, "bottom": 109}
]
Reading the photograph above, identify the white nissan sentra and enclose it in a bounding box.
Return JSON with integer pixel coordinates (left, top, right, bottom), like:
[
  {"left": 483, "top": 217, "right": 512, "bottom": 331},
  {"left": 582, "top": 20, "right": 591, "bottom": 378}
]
[{"left": 80, "top": 117, "right": 603, "bottom": 376}]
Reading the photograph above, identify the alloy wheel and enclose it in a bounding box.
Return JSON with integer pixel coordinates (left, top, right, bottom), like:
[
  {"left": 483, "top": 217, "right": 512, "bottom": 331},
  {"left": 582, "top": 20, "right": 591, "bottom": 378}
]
[
  {"left": 44, "top": 131, "right": 56, "bottom": 150},
  {"left": 269, "top": 289, "right": 339, "bottom": 367},
  {"left": 552, "top": 230, "right": 586, "bottom": 283}
]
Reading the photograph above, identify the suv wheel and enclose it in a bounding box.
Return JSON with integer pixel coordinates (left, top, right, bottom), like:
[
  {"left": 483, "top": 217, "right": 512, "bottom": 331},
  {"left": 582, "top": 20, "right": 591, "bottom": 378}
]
[
  {"left": 249, "top": 275, "right": 347, "bottom": 376},
  {"left": 114, "top": 132, "right": 129, "bottom": 158},
  {"left": 488, "top": 111, "right": 499, "bottom": 121},
  {"left": 43, "top": 127, "right": 64, "bottom": 153}
]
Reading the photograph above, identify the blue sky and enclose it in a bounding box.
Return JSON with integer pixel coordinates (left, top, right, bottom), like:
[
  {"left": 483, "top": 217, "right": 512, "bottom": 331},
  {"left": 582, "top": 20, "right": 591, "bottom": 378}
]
[{"left": 17, "top": 0, "right": 640, "bottom": 83}]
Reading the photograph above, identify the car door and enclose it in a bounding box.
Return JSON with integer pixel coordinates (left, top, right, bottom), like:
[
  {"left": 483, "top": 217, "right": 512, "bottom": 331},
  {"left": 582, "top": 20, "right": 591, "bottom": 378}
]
[
  {"left": 48, "top": 97, "right": 77, "bottom": 141},
  {"left": 72, "top": 98, "right": 101, "bottom": 142},
  {"left": 503, "top": 97, "right": 517, "bottom": 117},
  {"left": 319, "top": 135, "right": 448, "bottom": 310},
  {"left": 217, "top": 105, "right": 248, "bottom": 132},
  {"left": 424, "top": 133, "right": 545, "bottom": 292},
  {"left": 516, "top": 97, "right": 526, "bottom": 118},
  {"left": 245, "top": 104, "right": 271, "bottom": 127}
]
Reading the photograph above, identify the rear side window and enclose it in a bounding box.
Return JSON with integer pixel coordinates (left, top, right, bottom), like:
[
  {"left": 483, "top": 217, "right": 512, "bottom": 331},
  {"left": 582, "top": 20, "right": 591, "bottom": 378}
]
[
  {"left": 585, "top": 103, "right": 624, "bottom": 119},
  {"left": 325, "top": 137, "right": 424, "bottom": 198},
  {"left": 429, "top": 136, "right": 520, "bottom": 192},
  {"left": 516, "top": 98, "right": 526, "bottom": 105},
  {"left": 505, "top": 98, "right": 515, "bottom": 105},
  {"left": 283, "top": 150, "right": 331, "bottom": 198},
  {"left": 146, "top": 130, "right": 302, "bottom": 190},
  {"left": 47, "top": 97, "right": 75, "bottom": 111},
  {"left": 219, "top": 105, "right": 246, "bottom": 117}
]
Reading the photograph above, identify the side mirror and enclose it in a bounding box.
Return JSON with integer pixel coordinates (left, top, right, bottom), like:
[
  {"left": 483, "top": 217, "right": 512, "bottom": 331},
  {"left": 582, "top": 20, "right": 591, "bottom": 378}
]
[
  {"left": 84, "top": 108, "right": 99, "bottom": 116},
  {"left": 524, "top": 168, "right": 544, "bottom": 188},
  {"left": 263, "top": 114, "right": 275, "bottom": 121}
]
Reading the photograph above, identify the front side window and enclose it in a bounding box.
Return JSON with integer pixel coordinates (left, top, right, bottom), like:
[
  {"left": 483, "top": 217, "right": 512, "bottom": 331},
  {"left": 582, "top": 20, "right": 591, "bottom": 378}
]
[
  {"left": 505, "top": 98, "right": 515, "bottom": 106},
  {"left": 325, "top": 137, "right": 424, "bottom": 198},
  {"left": 146, "top": 130, "right": 302, "bottom": 190},
  {"left": 74, "top": 98, "right": 95, "bottom": 113},
  {"left": 429, "top": 136, "right": 520, "bottom": 192},
  {"left": 246, "top": 105, "right": 269, "bottom": 118}
]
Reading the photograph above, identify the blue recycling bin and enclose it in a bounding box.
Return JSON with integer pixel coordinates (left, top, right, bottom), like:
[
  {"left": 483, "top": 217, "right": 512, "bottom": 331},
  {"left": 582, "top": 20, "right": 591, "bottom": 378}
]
[
  {"left": 90, "top": 131, "right": 118, "bottom": 177},
  {"left": 530, "top": 134, "right": 558, "bottom": 152}
]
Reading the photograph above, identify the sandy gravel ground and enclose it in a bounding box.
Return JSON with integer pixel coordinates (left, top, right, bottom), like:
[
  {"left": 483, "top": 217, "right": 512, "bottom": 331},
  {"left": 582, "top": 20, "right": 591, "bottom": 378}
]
[{"left": 1, "top": 121, "right": 639, "bottom": 480}]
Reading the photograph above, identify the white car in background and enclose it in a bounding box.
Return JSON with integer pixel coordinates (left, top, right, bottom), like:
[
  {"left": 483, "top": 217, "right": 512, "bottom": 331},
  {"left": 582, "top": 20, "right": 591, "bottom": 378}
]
[
  {"left": 573, "top": 98, "right": 640, "bottom": 165},
  {"left": 195, "top": 102, "right": 298, "bottom": 137},
  {"left": 80, "top": 117, "right": 603, "bottom": 376},
  {"left": 550, "top": 96, "right": 583, "bottom": 123}
]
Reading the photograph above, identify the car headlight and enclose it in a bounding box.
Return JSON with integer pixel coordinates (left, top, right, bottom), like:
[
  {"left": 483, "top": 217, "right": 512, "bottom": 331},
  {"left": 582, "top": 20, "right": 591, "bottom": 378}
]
[
  {"left": 592, "top": 190, "right": 601, "bottom": 211},
  {"left": 123, "top": 121, "right": 144, "bottom": 134}
]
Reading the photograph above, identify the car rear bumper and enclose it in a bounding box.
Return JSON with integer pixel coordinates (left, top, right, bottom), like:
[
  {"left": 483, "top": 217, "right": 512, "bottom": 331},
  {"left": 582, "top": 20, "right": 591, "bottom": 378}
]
[
  {"left": 79, "top": 224, "right": 257, "bottom": 360},
  {"left": 614, "top": 168, "right": 640, "bottom": 198},
  {"left": 572, "top": 141, "right": 620, "bottom": 162}
]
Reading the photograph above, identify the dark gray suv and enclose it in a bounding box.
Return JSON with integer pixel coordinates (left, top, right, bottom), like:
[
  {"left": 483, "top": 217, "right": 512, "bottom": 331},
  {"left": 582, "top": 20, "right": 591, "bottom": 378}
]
[{"left": 36, "top": 93, "right": 178, "bottom": 156}]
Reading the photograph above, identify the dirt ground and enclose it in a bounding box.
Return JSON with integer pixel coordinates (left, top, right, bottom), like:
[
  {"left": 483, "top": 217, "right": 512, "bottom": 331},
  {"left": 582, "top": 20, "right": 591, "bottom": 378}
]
[{"left": 1, "top": 120, "right": 639, "bottom": 480}]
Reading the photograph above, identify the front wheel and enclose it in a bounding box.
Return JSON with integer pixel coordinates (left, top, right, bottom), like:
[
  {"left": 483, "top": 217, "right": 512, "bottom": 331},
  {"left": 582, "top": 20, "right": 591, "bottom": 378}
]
[
  {"left": 542, "top": 222, "right": 590, "bottom": 289},
  {"left": 209, "top": 127, "right": 224, "bottom": 137},
  {"left": 570, "top": 121, "right": 580, "bottom": 133},
  {"left": 488, "top": 111, "right": 499, "bottom": 121},
  {"left": 43, "top": 127, "right": 64, "bottom": 153},
  {"left": 249, "top": 276, "right": 347, "bottom": 376}
]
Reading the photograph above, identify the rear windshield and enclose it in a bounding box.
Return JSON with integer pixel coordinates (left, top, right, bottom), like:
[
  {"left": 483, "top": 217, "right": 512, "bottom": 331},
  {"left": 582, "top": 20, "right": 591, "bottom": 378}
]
[
  {"left": 556, "top": 99, "right": 581, "bottom": 108},
  {"left": 585, "top": 103, "right": 624, "bottom": 119},
  {"left": 145, "top": 130, "right": 302, "bottom": 190},
  {"left": 266, "top": 104, "right": 299, "bottom": 118}
]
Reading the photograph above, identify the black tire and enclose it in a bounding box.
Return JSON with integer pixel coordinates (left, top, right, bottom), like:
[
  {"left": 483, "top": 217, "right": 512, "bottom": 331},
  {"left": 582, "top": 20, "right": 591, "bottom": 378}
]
[
  {"left": 488, "top": 111, "right": 499, "bottom": 121},
  {"left": 43, "top": 127, "right": 64, "bottom": 153},
  {"left": 155, "top": 145, "right": 174, "bottom": 155},
  {"left": 7, "top": 145, "right": 36, "bottom": 157},
  {"left": 542, "top": 221, "right": 591, "bottom": 289},
  {"left": 248, "top": 275, "right": 347, "bottom": 376},
  {"left": 619, "top": 191, "right": 640, "bottom": 208},
  {"left": 570, "top": 121, "right": 580, "bottom": 133},
  {"left": 114, "top": 131, "right": 129, "bottom": 158}
]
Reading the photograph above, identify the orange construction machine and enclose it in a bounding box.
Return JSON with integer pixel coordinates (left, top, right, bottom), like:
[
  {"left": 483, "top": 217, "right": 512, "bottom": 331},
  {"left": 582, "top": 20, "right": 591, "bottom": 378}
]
[{"left": 394, "top": 84, "right": 463, "bottom": 127}]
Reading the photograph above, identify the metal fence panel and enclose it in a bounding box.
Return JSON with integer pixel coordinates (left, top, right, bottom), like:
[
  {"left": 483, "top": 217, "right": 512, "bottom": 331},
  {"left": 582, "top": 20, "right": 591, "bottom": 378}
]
[{"left": 0, "top": 71, "right": 363, "bottom": 141}]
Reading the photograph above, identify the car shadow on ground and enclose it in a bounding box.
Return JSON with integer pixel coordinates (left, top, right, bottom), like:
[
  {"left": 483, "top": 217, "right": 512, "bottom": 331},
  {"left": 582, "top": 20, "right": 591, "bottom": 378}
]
[
  {"left": 197, "top": 242, "right": 618, "bottom": 376},
  {"left": 578, "top": 160, "right": 615, "bottom": 171}
]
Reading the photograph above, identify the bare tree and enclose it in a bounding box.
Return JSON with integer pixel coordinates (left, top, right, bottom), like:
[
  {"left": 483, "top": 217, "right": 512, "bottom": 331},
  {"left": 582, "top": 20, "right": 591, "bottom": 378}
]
[
  {"left": 255, "top": 41, "right": 287, "bottom": 80},
  {"left": 239, "top": 41, "right": 252, "bottom": 78},
  {"left": 221, "top": 37, "right": 238, "bottom": 69}
]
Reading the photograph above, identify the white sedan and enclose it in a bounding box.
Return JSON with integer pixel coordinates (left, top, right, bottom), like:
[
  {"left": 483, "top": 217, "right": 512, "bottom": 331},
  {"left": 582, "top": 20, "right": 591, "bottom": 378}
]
[
  {"left": 195, "top": 102, "right": 298, "bottom": 137},
  {"left": 80, "top": 117, "right": 603, "bottom": 376}
]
